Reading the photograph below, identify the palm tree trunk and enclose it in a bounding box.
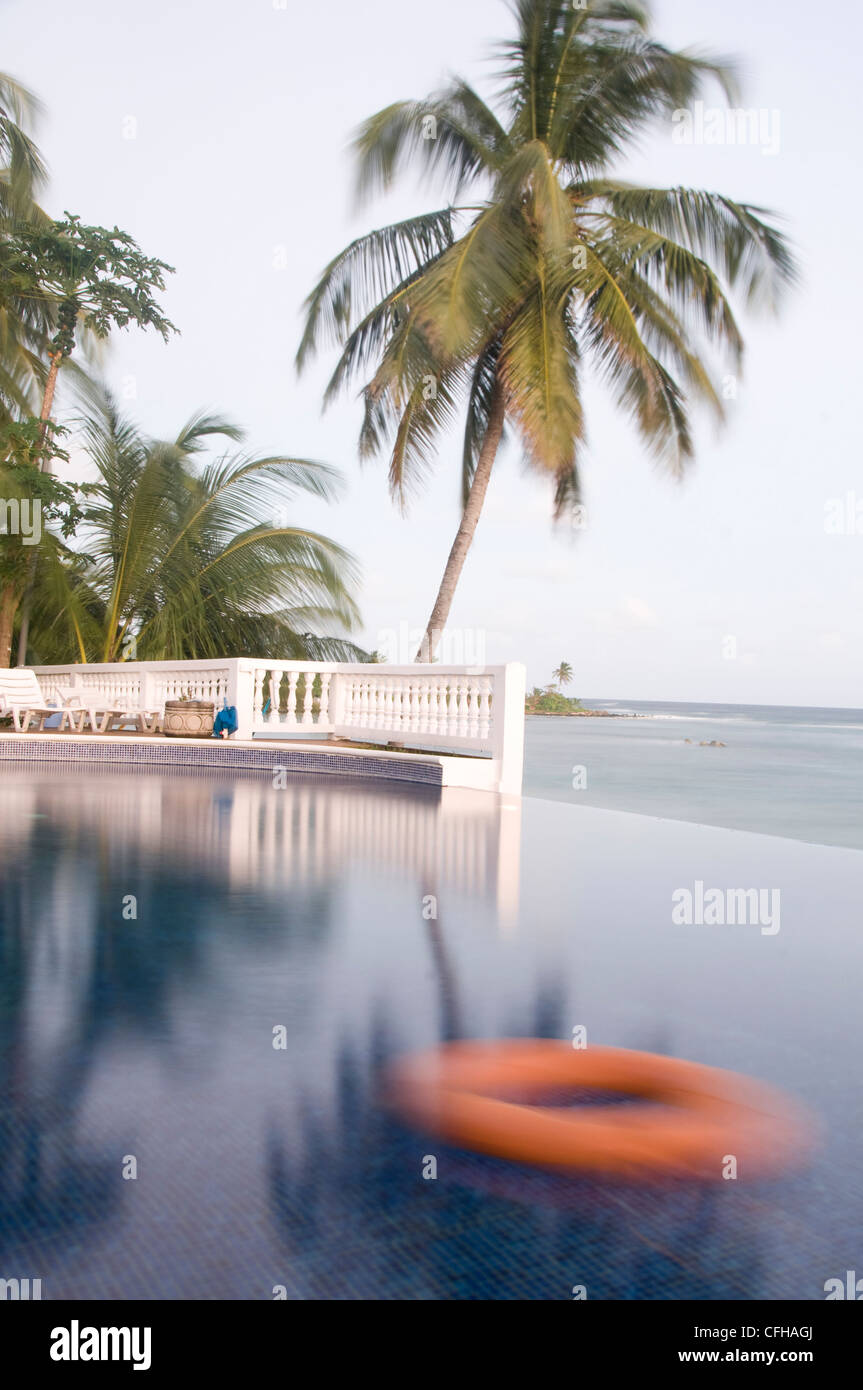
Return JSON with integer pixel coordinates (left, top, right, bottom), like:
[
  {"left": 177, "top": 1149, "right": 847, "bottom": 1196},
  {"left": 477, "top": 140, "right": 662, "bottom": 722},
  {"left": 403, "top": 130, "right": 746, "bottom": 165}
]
[
  {"left": 414, "top": 379, "right": 506, "bottom": 662},
  {"left": 0, "top": 584, "right": 19, "bottom": 668},
  {"left": 14, "top": 352, "right": 61, "bottom": 666}
]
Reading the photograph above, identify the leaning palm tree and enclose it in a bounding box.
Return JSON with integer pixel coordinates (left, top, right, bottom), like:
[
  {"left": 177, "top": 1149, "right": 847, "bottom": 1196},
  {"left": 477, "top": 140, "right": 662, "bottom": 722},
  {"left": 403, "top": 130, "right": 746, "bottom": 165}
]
[
  {"left": 27, "top": 393, "right": 365, "bottom": 664},
  {"left": 297, "top": 0, "right": 796, "bottom": 660},
  {"left": 553, "top": 660, "right": 573, "bottom": 691}
]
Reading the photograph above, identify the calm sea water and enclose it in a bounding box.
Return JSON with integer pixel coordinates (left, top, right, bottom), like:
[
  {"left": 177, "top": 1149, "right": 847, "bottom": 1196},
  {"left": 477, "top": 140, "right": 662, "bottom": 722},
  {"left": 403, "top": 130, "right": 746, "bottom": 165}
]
[{"left": 523, "top": 701, "right": 863, "bottom": 851}]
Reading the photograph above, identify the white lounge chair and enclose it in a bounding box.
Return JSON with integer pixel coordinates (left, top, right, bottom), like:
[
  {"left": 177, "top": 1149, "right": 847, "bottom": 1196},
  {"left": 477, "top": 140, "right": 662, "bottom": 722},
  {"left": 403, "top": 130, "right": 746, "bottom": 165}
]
[
  {"left": 55, "top": 687, "right": 162, "bottom": 734},
  {"left": 0, "top": 669, "right": 81, "bottom": 732},
  {"left": 102, "top": 705, "right": 163, "bottom": 734}
]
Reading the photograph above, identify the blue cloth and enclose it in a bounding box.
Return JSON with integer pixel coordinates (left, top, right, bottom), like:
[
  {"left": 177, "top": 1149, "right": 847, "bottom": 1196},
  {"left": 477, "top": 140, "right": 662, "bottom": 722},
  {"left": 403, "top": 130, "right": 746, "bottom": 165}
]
[{"left": 212, "top": 702, "right": 238, "bottom": 737}]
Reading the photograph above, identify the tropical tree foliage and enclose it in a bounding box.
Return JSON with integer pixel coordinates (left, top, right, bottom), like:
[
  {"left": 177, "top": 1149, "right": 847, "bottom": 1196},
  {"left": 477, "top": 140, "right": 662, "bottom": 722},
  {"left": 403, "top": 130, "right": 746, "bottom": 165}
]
[
  {"left": 27, "top": 394, "right": 364, "bottom": 665},
  {"left": 0, "top": 65, "right": 363, "bottom": 672},
  {"left": 0, "top": 73, "right": 58, "bottom": 664},
  {"left": 298, "top": 0, "right": 796, "bottom": 659},
  {"left": 553, "top": 659, "right": 573, "bottom": 690},
  {"left": 0, "top": 215, "right": 177, "bottom": 662},
  {"left": 1, "top": 214, "right": 176, "bottom": 430},
  {"left": 0, "top": 71, "right": 51, "bottom": 425},
  {"left": 0, "top": 72, "right": 45, "bottom": 212}
]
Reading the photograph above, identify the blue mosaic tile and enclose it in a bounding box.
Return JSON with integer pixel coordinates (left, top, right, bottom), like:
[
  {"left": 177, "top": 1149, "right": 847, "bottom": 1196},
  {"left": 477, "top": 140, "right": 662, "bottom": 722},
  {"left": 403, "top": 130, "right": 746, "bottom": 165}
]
[{"left": 0, "top": 735, "right": 443, "bottom": 788}]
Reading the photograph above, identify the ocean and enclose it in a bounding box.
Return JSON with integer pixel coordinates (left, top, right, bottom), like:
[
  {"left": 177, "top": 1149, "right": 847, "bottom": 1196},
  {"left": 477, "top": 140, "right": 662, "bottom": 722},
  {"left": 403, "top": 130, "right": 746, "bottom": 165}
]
[{"left": 522, "top": 700, "right": 863, "bottom": 851}]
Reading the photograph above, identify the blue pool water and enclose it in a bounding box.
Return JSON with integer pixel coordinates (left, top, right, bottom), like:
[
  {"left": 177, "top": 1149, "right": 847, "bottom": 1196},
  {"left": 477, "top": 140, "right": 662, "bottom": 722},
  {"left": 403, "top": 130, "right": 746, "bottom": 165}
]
[{"left": 0, "top": 764, "right": 860, "bottom": 1300}]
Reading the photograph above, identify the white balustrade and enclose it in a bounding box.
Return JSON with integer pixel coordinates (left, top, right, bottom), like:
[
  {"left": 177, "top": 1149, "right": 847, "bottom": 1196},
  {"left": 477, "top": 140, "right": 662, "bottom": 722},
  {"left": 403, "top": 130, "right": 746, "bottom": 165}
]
[{"left": 29, "top": 657, "right": 527, "bottom": 794}]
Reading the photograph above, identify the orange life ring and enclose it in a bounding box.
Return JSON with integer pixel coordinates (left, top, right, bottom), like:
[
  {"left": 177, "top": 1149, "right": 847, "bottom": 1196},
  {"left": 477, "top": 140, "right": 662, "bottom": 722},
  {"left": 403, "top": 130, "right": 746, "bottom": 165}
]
[{"left": 386, "top": 1041, "right": 812, "bottom": 1180}]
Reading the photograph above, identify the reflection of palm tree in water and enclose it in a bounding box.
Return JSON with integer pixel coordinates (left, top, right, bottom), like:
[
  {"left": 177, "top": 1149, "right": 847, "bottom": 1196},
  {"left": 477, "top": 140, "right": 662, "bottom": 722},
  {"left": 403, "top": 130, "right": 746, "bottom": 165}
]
[
  {"left": 0, "top": 834, "right": 209, "bottom": 1241},
  {"left": 422, "top": 881, "right": 463, "bottom": 1042},
  {"left": 0, "top": 854, "right": 121, "bottom": 1246},
  {"left": 0, "top": 783, "right": 346, "bottom": 1273},
  {"left": 423, "top": 894, "right": 571, "bottom": 1045}
]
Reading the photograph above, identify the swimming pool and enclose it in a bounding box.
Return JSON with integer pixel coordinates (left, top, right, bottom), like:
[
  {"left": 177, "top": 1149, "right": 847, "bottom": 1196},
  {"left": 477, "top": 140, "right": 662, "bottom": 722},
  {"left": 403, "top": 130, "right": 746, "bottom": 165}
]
[{"left": 0, "top": 765, "right": 859, "bottom": 1299}]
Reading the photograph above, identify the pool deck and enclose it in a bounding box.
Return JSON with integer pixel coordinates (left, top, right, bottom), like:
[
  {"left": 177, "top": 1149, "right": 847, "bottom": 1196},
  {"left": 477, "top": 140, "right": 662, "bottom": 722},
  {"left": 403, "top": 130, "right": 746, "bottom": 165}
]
[{"left": 0, "top": 728, "right": 500, "bottom": 792}]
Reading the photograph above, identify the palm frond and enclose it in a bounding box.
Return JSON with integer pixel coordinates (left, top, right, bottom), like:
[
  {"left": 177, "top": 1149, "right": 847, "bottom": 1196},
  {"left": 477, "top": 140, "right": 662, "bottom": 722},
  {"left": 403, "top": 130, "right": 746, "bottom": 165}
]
[
  {"left": 578, "top": 181, "right": 797, "bottom": 307},
  {"left": 462, "top": 336, "right": 504, "bottom": 506},
  {"left": 499, "top": 271, "right": 584, "bottom": 474},
  {"left": 408, "top": 202, "right": 534, "bottom": 357},
  {"left": 352, "top": 85, "right": 509, "bottom": 203},
  {"left": 297, "top": 209, "right": 457, "bottom": 371}
]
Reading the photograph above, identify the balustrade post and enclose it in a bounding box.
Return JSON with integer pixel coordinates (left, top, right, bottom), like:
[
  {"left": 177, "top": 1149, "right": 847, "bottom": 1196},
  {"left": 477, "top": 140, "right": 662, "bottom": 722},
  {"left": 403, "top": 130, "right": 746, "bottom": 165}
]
[
  {"left": 329, "top": 671, "right": 345, "bottom": 735},
  {"left": 318, "top": 672, "right": 332, "bottom": 728},
  {"left": 301, "top": 670, "right": 315, "bottom": 725},
  {"left": 229, "top": 660, "right": 255, "bottom": 740},
  {"left": 492, "top": 663, "right": 526, "bottom": 795},
  {"left": 140, "top": 667, "right": 155, "bottom": 714}
]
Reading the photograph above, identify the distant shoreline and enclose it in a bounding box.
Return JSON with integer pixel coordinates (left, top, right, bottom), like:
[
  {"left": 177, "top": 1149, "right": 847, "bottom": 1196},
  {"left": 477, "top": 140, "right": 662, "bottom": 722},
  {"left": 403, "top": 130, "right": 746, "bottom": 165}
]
[{"left": 526, "top": 709, "right": 640, "bottom": 719}]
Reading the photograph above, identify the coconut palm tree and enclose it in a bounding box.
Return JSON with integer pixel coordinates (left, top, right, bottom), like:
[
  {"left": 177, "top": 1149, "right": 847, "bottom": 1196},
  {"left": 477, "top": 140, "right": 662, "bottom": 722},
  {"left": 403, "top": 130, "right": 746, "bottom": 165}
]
[
  {"left": 0, "top": 71, "right": 51, "bottom": 423},
  {"left": 297, "top": 0, "right": 796, "bottom": 660},
  {"left": 27, "top": 392, "right": 365, "bottom": 664},
  {"left": 553, "top": 660, "right": 573, "bottom": 691},
  {"left": 0, "top": 72, "right": 45, "bottom": 211}
]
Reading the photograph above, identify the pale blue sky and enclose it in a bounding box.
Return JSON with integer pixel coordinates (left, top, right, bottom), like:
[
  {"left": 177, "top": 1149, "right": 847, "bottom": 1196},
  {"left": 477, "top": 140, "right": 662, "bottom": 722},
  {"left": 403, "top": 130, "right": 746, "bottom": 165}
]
[{"left": 6, "top": 0, "right": 862, "bottom": 704}]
